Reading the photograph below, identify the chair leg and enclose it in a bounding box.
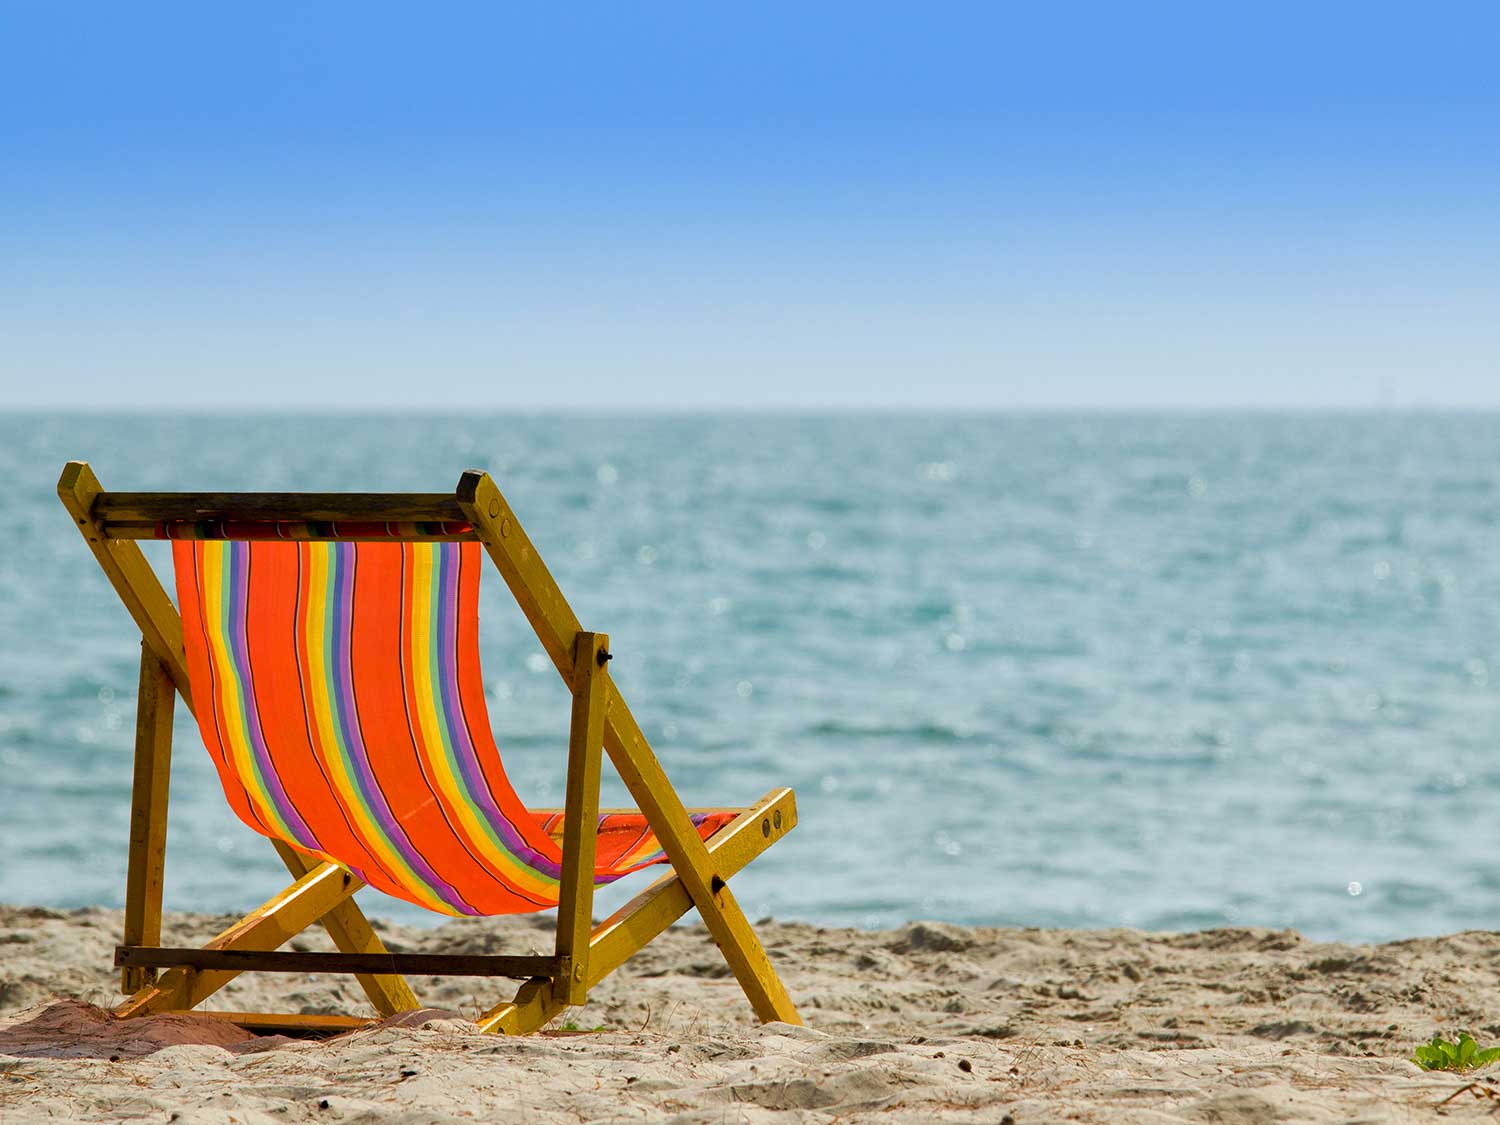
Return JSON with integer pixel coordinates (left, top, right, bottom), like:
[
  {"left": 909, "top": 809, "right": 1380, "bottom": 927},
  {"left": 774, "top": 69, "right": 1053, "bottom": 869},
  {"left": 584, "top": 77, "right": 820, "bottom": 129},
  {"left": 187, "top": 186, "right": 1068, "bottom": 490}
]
[
  {"left": 604, "top": 694, "right": 802, "bottom": 1025},
  {"left": 552, "top": 631, "right": 609, "bottom": 1007},
  {"left": 273, "top": 842, "right": 420, "bottom": 1016},
  {"left": 477, "top": 788, "right": 798, "bottom": 1034},
  {"left": 482, "top": 977, "right": 561, "bottom": 1036},
  {"left": 116, "top": 861, "right": 363, "bottom": 1018},
  {"left": 121, "top": 644, "right": 174, "bottom": 994}
]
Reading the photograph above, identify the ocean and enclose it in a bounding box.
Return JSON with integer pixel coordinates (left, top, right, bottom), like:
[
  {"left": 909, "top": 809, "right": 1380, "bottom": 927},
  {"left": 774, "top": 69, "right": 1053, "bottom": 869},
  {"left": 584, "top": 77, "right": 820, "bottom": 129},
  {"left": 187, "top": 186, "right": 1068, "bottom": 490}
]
[{"left": 1, "top": 411, "right": 1497, "bottom": 943}]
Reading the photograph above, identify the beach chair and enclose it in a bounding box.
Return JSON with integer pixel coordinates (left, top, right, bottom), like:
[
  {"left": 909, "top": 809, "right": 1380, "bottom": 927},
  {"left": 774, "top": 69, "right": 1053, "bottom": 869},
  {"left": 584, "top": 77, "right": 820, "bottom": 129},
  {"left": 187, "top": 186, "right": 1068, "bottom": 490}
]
[{"left": 57, "top": 462, "right": 799, "bottom": 1036}]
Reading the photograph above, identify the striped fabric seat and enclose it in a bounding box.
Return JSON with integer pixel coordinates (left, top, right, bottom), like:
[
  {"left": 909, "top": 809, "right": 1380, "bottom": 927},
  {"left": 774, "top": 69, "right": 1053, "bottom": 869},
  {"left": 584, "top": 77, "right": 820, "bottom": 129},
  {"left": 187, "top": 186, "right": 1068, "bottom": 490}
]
[{"left": 173, "top": 539, "right": 734, "bottom": 916}]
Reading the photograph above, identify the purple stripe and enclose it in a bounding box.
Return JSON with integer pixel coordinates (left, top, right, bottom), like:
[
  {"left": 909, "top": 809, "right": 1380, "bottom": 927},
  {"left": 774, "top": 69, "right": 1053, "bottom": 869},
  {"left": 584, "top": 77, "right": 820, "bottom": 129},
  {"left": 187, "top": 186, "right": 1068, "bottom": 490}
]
[
  {"left": 325, "top": 543, "right": 476, "bottom": 914},
  {"left": 225, "top": 542, "right": 320, "bottom": 849},
  {"left": 434, "top": 544, "right": 563, "bottom": 879}
]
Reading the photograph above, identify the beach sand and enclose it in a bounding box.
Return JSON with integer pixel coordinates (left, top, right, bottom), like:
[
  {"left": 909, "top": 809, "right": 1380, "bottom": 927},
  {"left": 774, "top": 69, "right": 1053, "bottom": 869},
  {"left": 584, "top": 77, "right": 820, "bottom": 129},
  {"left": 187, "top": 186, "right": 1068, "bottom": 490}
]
[{"left": 1, "top": 904, "right": 1497, "bottom": 1122}]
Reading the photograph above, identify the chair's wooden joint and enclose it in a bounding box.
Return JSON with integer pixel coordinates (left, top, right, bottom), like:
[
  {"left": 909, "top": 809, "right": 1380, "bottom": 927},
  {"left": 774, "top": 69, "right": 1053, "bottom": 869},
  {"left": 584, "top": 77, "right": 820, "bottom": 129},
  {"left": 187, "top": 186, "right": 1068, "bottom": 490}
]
[
  {"left": 121, "top": 967, "right": 157, "bottom": 993},
  {"left": 556, "top": 954, "right": 582, "bottom": 988}
]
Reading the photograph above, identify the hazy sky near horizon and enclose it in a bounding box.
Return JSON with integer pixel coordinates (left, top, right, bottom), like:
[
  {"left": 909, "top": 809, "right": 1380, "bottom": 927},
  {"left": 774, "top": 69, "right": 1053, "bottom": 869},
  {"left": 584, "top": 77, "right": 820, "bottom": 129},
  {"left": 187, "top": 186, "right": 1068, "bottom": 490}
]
[{"left": 2, "top": 3, "right": 1497, "bottom": 410}]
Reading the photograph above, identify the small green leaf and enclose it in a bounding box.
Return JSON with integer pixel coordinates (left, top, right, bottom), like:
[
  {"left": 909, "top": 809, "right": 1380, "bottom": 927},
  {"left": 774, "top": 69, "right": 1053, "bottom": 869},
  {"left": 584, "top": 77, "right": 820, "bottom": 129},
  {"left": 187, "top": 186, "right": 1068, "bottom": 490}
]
[
  {"left": 1413, "top": 1040, "right": 1445, "bottom": 1070},
  {"left": 1411, "top": 1033, "right": 1500, "bottom": 1072}
]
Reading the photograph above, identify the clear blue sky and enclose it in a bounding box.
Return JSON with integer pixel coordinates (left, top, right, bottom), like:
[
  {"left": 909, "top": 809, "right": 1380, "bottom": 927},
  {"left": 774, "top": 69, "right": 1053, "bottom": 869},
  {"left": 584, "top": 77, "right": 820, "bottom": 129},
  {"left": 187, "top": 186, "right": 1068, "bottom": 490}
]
[{"left": 2, "top": 2, "right": 1496, "bottom": 409}]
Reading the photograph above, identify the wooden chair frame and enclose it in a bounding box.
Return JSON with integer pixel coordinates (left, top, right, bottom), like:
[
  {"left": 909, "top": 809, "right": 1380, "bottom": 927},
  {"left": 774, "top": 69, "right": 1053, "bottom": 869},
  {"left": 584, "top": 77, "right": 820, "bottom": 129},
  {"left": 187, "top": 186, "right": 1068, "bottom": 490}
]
[{"left": 58, "top": 462, "right": 800, "bottom": 1035}]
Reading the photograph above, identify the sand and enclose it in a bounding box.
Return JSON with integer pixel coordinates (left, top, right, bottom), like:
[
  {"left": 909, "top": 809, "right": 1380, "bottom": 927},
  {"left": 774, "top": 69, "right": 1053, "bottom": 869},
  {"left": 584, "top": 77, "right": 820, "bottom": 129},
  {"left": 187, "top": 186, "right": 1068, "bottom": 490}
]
[{"left": 1, "top": 904, "right": 1498, "bottom": 1122}]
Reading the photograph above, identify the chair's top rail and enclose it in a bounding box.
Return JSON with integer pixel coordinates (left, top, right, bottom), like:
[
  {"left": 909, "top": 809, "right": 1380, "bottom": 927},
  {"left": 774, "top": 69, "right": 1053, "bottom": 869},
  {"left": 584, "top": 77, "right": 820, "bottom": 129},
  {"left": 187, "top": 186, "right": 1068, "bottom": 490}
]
[
  {"left": 91, "top": 491, "right": 478, "bottom": 541},
  {"left": 96, "top": 491, "right": 466, "bottom": 524}
]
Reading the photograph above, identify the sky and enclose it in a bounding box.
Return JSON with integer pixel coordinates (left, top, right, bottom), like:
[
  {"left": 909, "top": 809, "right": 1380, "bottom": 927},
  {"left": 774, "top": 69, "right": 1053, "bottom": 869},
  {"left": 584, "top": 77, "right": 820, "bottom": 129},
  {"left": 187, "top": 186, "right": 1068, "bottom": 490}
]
[{"left": 1, "top": 2, "right": 1497, "bottom": 410}]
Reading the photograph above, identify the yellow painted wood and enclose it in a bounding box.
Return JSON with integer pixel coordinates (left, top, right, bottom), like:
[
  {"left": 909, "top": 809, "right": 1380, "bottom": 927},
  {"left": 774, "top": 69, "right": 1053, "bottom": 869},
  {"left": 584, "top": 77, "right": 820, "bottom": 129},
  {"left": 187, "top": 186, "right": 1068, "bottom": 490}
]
[
  {"left": 553, "top": 631, "right": 609, "bottom": 1006},
  {"left": 585, "top": 788, "right": 797, "bottom": 988},
  {"left": 273, "top": 841, "right": 420, "bottom": 1016},
  {"left": 480, "top": 977, "right": 558, "bottom": 1036},
  {"left": 121, "top": 644, "right": 175, "bottom": 995},
  {"left": 115, "top": 861, "right": 365, "bottom": 1019},
  {"left": 476, "top": 788, "right": 798, "bottom": 1034},
  {"left": 602, "top": 686, "right": 801, "bottom": 1025},
  {"left": 454, "top": 471, "right": 584, "bottom": 682},
  {"left": 57, "top": 462, "right": 193, "bottom": 704},
  {"left": 457, "top": 469, "right": 800, "bottom": 1025}
]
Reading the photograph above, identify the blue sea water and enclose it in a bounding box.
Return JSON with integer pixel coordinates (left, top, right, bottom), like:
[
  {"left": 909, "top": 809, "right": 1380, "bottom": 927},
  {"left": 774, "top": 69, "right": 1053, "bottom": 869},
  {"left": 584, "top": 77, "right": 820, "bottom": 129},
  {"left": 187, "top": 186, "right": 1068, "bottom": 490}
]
[{"left": 1, "top": 411, "right": 1498, "bottom": 943}]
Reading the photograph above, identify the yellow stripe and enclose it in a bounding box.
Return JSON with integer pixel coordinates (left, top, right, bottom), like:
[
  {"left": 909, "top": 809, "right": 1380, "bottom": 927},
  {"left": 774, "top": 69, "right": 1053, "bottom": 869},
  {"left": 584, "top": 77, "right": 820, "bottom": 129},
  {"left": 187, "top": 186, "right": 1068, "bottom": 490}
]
[
  {"left": 407, "top": 546, "right": 558, "bottom": 898},
  {"left": 299, "top": 545, "right": 453, "bottom": 914}
]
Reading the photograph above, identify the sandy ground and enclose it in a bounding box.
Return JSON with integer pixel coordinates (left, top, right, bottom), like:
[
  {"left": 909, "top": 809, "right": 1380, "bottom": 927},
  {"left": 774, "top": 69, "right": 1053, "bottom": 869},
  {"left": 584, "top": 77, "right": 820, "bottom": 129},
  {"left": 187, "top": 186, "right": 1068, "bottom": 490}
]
[{"left": 2, "top": 904, "right": 1499, "bottom": 1122}]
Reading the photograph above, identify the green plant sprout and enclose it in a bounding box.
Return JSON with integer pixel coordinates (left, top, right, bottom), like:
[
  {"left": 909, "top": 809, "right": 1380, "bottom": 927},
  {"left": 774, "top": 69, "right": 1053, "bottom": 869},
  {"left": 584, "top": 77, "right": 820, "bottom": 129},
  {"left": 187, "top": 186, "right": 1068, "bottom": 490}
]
[{"left": 1412, "top": 1033, "right": 1500, "bottom": 1072}]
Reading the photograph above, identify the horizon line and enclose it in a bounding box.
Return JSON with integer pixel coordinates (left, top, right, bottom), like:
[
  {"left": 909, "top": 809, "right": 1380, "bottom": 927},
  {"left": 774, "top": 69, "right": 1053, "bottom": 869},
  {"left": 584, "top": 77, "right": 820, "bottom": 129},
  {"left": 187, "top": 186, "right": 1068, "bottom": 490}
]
[{"left": 4, "top": 403, "right": 1499, "bottom": 417}]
